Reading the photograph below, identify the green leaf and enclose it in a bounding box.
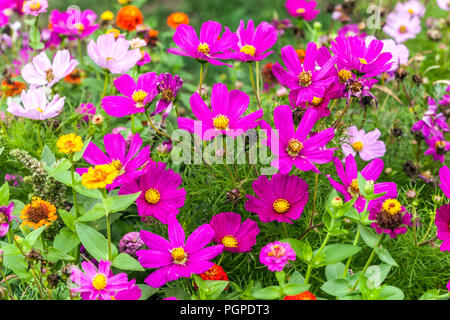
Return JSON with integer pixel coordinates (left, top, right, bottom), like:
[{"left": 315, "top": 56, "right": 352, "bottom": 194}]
[
  {"left": 0, "top": 182, "right": 10, "bottom": 206},
  {"left": 202, "top": 280, "right": 229, "bottom": 300},
  {"left": 53, "top": 227, "right": 80, "bottom": 254},
  {"left": 280, "top": 238, "right": 312, "bottom": 262},
  {"left": 59, "top": 209, "right": 76, "bottom": 231},
  {"left": 375, "top": 246, "right": 398, "bottom": 267},
  {"left": 74, "top": 182, "right": 103, "bottom": 200},
  {"left": 102, "top": 192, "right": 140, "bottom": 213},
  {"left": 275, "top": 271, "right": 285, "bottom": 287},
  {"left": 46, "top": 247, "right": 75, "bottom": 262},
  {"left": 1, "top": 243, "right": 32, "bottom": 280},
  {"left": 358, "top": 223, "right": 381, "bottom": 248},
  {"left": 288, "top": 271, "right": 305, "bottom": 284},
  {"left": 46, "top": 159, "right": 71, "bottom": 177},
  {"left": 75, "top": 222, "right": 117, "bottom": 261},
  {"left": 23, "top": 226, "right": 46, "bottom": 252},
  {"left": 78, "top": 203, "right": 107, "bottom": 222},
  {"left": 138, "top": 284, "right": 158, "bottom": 300},
  {"left": 325, "top": 263, "right": 346, "bottom": 280},
  {"left": 112, "top": 253, "right": 144, "bottom": 271},
  {"left": 378, "top": 285, "right": 404, "bottom": 300},
  {"left": 41, "top": 145, "right": 56, "bottom": 166},
  {"left": 419, "top": 289, "right": 449, "bottom": 300},
  {"left": 283, "top": 283, "right": 310, "bottom": 296},
  {"left": 251, "top": 286, "right": 282, "bottom": 300},
  {"left": 365, "top": 264, "right": 392, "bottom": 287},
  {"left": 313, "top": 244, "right": 362, "bottom": 268},
  {"left": 321, "top": 279, "right": 352, "bottom": 297},
  {"left": 73, "top": 137, "right": 92, "bottom": 162}
]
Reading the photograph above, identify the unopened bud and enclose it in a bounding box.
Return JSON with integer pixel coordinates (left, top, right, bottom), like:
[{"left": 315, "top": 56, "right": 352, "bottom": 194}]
[
  {"left": 331, "top": 196, "right": 343, "bottom": 209},
  {"left": 364, "top": 180, "right": 374, "bottom": 194},
  {"left": 406, "top": 190, "right": 417, "bottom": 199},
  {"left": 91, "top": 114, "right": 104, "bottom": 125},
  {"left": 313, "top": 22, "right": 322, "bottom": 30}
]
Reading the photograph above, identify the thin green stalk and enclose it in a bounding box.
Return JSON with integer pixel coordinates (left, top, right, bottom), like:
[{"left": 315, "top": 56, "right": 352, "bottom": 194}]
[
  {"left": 102, "top": 72, "right": 110, "bottom": 99},
  {"left": 35, "top": 121, "right": 43, "bottom": 152},
  {"left": 70, "top": 154, "right": 79, "bottom": 218},
  {"left": 106, "top": 212, "right": 112, "bottom": 261},
  {"left": 77, "top": 38, "right": 84, "bottom": 66},
  {"left": 0, "top": 268, "right": 15, "bottom": 300},
  {"left": 248, "top": 62, "right": 262, "bottom": 109},
  {"left": 198, "top": 63, "right": 204, "bottom": 95},
  {"left": 418, "top": 210, "right": 435, "bottom": 244},
  {"left": 255, "top": 60, "right": 261, "bottom": 105}
]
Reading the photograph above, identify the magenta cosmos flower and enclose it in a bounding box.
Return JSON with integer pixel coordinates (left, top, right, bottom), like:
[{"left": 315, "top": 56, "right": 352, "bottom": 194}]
[
  {"left": 272, "top": 43, "right": 337, "bottom": 105},
  {"left": 167, "top": 20, "right": 238, "bottom": 67},
  {"left": 412, "top": 97, "right": 449, "bottom": 139},
  {"left": 383, "top": 12, "right": 421, "bottom": 43},
  {"left": 75, "top": 103, "right": 96, "bottom": 122},
  {"left": 209, "top": 212, "right": 260, "bottom": 253},
  {"left": 435, "top": 204, "right": 450, "bottom": 252},
  {"left": 111, "top": 279, "right": 141, "bottom": 300},
  {"left": 260, "top": 106, "right": 336, "bottom": 174},
  {"left": 49, "top": 8, "right": 99, "bottom": 39},
  {"left": 77, "top": 132, "right": 150, "bottom": 189},
  {"left": 7, "top": 87, "right": 64, "bottom": 120},
  {"left": 424, "top": 136, "right": 450, "bottom": 163},
  {"left": 87, "top": 33, "right": 142, "bottom": 74},
  {"left": 439, "top": 165, "right": 450, "bottom": 198},
  {"left": 369, "top": 198, "right": 412, "bottom": 239},
  {"left": 101, "top": 72, "right": 158, "bottom": 117},
  {"left": 224, "top": 19, "right": 277, "bottom": 62},
  {"left": 245, "top": 173, "right": 309, "bottom": 224},
  {"left": 137, "top": 216, "right": 224, "bottom": 288},
  {"left": 118, "top": 160, "right": 186, "bottom": 224},
  {"left": 260, "top": 241, "right": 296, "bottom": 272},
  {"left": 177, "top": 83, "right": 263, "bottom": 141},
  {"left": 155, "top": 73, "right": 183, "bottom": 119},
  {"left": 331, "top": 35, "right": 393, "bottom": 79},
  {"left": 342, "top": 126, "right": 386, "bottom": 162},
  {"left": 0, "top": 202, "right": 14, "bottom": 237},
  {"left": 327, "top": 154, "right": 397, "bottom": 213},
  {"left": 70, "top": 260, "right": 130, "bottom": 300},
  {"left": 22, "top": 0, "right": 47, "bottom": 16},
  {"left": 285, "top": 0, "right": 320, "bottom": 21},
  {"left": 21, "top": 50, "right": 79, "bottom": 88}
]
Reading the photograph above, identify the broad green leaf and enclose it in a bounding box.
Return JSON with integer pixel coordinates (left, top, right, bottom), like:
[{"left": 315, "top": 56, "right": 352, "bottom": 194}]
[
  {"left": 252, "top": 286, "right": 282, "bottom": 300},
  {"left": 41, "top": 145, "right": 56, "bottom": 166},
  {"left": 46, "top": 159, "right": 71, "bottom": 177},
  {"left": 102, "top": 192, "right": 140, "bottom": 213},
  {"left": 280, "top": 238, "right": 312, "bottom": 262},
  {"left": 283, "top": 283, "right": 310, "bottom": 296},
  {"left": 313, "top": 244, "right": 362, "bottom": 268},
  {"left": 288, "top": 271, "right": 305, "bottom": 284},
  {"left": 375, "top": 247, "right": 398, "bottom": 267},
  {"left": 46, "top": 247, "right": 75, "bottom": 262},
  {"left": 325, "top": 262, "right": 346, "bottom": 280},
  {"left": 321, "top": 279, "right": 352, "bottom": 297},
  {"left": 0, "top": 182, "right": 10, "bottom": 206},
  {"left": 75, "top": 222, "right": 117, "bottom": 261},
  {"left": 358, "top": 223, "right": 381, "bottom": 248},
  {"left": 73, "top": 137, "right": 92, "bottom": 162},
  {"left": 1, "top": 243, "right": 32, "bottom": 280},
  {"left": 78, "top": 203, "right": 107, "bottom": 222},
  {"left": 138, "top": 285, "right": 158, "bottom": 300},
  {"left": 23, "top": 226, "right": 46, "bottom": 252},
  {"left": 59, "top": 209, "right": 76, "bottom": 231},
  {"left": 74, "top": 182, "right": 103, "bottom": 199},
  {"left": 53, "top": 227, "right": 80, "bottom": 253},
  {"left": 112, "top": 253, "right": 144, "bottom": 271},
  {"left": 378, "top": 285, "right": 404, "bottom": 300}
]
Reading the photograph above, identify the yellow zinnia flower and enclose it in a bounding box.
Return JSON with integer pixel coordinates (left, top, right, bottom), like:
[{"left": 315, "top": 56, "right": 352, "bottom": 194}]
[
  {"left": 101, "top": 10, "right": 114, "bottom": 21},
  {"left": 20, "top": 197, "right": 58, "bottom": 229},
  {"left": 57, "top": 133, "right": 83, "bottom": 154},
  {"left": 81, "top": 164, "right": 119, "bottom": 189}
]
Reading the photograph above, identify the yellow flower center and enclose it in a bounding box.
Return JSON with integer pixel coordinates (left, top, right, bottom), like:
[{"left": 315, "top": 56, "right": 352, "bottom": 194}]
[
  {"left": 212, "top": 114, "right": 229, "bottom": 130},
  {"left": 74, "top": 23, "right": 85, "bottom": 32},
  {"left": 132, "top": 90, "right": 148, "bottom": 107},
  {"left": 296, "top": 8, "right": 306, "bottom": 14},
  {"left": 348, "top": 179, "right": 360, "bottom": 197},
  {"left": 170, "top": 247, "right": 188, "bottom": 265},
  {"left": 240, "top": 45, "right": 256, "bottom": 56},
  {"left": 145, "top": 188, "right": 160, "bottom": 204},
  {"left": 46, "top": 69, "right": 55, "bottom": 82},
  {"left": 29, "top": 1, "right": 41, "bottom": 11},
  {"left": 398, "top": 25, "right": 408, "bottom": 34},
  {"left": 106, "top": 29, "right": 120, "bottom": 38},
  {"left": 197, "top": 43, "right": 210, "bottom": 55},
  {"left": 221, "top": 235, "right": 238, "bottom": 248},
  {"left": 408, "top": 8, "right": 414, "bottom": 15},
  {"left": 173, "top": 13, "right": 186, "bottom": 23},
  {"left": 268, "top": 245, "right": 286, "bottom": 258},
  {"left": 352, "top": 141, "right": 364, "bottom": 152},
  {"left": 382, "top": 199, "right": 402, "bottom": 215},
  {"left": 36, "top": 107, "right": 44, "bottom": 113},
  {"left": 359, "top": 58, "right": 368, "bottom": 65},
  {"left": 311, "top": 97, "right": 323, "bottom": 106},
  {"left": 286, "top": 138, "right": 303, "bottom": 157},
  {"left": 92, "top": 273, "right": 107, "bottom": 290},
  {"left": 298, "top": 71, "right": 312, "bottom": 87},
  {"left": 435, "top": 140, "right": 446, "bottom": 149},
  {"left": 338, "top": 69, "right": 353, "bottom": 83},
  {"left": 273, "top": 199, "right": 290, "bottom": 214}
]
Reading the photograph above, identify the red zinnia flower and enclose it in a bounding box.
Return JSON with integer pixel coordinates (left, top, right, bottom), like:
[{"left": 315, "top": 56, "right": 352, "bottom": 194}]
[{"left": 284, "top": 291, "right": 317, "bottom": 300}]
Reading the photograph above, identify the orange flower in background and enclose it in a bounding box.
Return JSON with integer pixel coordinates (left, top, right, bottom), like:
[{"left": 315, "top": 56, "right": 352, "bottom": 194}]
[
  {"left": 20, "top": 197, "right": 57, "bottom": 230},
  {"left": 296, "top": 49, "right": 306, "bottom": 64},
  {"left": 64, "top": 68, "right": 84, "bottom": 85},
  {"left": 284, "top": 291, "right": 317, "bottom": 300},
  {"left": 116, "top": 5, "right": 143, "bottom": 32},
  {"left": 0, "top": 80, "right": 26, "bottom": 97},
  {"left": 167, "top": 12, "right": 189, "bottom": 29},
  {"left": 148, "top": 29, "right": 159, "bottom": 38}
]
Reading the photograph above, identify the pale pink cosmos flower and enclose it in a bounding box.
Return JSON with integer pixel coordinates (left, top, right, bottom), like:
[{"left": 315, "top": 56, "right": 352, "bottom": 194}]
[
  {"left": 395, "top": 0, "right": 425, "bottom": 17},
  {"left": 87, "top": 33, "right": 142, "bottom": 74},
  {"left": 22, "top": 0, "right": 48, "bottom": 16},
  {"left": 7, "top": 87, "right": 64, "bottom": 120},
  {"left": 21, "top": 50, "right": 79, "bottom": 88},
  {"left": 342, "top": 126, "right": 386, "bottom": 161},
  {"left": 383, "top": 12, "right": 421, "bottom": 43},
  {"left": 437, "top": 0, "right": 450, "bottom": 11}
]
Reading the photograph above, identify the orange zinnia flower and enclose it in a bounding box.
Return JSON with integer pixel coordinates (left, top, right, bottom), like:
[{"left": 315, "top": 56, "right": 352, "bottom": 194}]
[
  {"left": 167, "top": 12, "right": 189, "bottom": 29},
  {"left": 64, "top": 68, "right": 84, "bottom": 85},
  {"left": 116, "top": 5, "right": 143, "bottom": 32},
  {"left": 0, "top": 80, "right": 26, "bottom": 97},
  {"left": 20, "top": 197, "right": 58, "bottom": 230}
]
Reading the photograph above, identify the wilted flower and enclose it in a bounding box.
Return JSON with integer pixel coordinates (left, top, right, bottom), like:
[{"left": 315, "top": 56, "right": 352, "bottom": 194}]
[{"left": 119, "top": 232, "right": 145, "bottom": 258}]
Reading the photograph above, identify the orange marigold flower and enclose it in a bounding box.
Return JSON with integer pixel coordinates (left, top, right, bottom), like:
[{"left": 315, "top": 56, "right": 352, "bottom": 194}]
[
  {"left": 296, "top": 49, "right": 306, "bottom": 64},
  {"left": 0, "top": 80, "right": 26, "bottom": 97},
  {"left": 20, "top": 197, "right": 57, "bottom": 230},
  {"left": 148, "top": 29, "right": 159, "bottom": 38},
  {"left": 167, "top": 12, "right": 189, "bottom": 30},
  {"left": 81, "top": 164, "right": 119, "bottom": 189},
  {"left": 284, "top": 291, "right": 317, "bottom": 300},
  {"left": 57, "top": 133, "right": 83, "bottom": 154},
  {"left": 116, "top": 5, "right": 143, "bottom": 32},
  {"left": 64, "top": 68, "right": 84, "bottom": 85}
]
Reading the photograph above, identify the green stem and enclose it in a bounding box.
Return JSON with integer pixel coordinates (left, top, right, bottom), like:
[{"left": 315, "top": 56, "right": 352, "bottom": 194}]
[
  {"left": 255, "top": 60, "right": 261, "bottom": 105},
  {"left": 35, "top": 121, "right": 43, "bottom": 152},
  {"left": 77, "top": 38, "right": 84, "bottom": 66},
  {"left": 248, "top": 62, "right": 262, "bottom": 109},
  {"left": 70, "top": 154, "right": 79, "bottom": 219},
  {"left": 102, "top": 72, "right": 110, "bottom": 99},
  {"left": 106, "top": 212, "right": 112, "bottom": 261},
  {"left": 198, "top": 63, "right": 204, "bottom": 95},
  {"left": 0, "top": 268, "right": 15, "bottom": 300}
]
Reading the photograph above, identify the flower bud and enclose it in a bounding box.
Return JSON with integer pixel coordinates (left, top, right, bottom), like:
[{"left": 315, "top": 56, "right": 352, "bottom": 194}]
[
  {"left": 364, "top": 180, "right": 374, "bottom": 195},
  {"left": 313, "top": 22, "right": 322, "bottom": 30},
  {"left": 331, "top": 196, "right": 343, "bottom": 209},
  {"left": 156, "top": 141, "right": 173, "bottom": 156}
]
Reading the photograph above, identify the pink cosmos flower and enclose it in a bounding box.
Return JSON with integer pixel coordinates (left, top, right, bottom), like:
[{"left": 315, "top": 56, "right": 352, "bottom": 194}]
[
  {"left": 342, "top": 126, "right": 386, "bottom": 161},
  {"left": 137, "top": 50, "right": 151, "bottom": 66},
  {"left": 7, "top": 87, "right": 64, "bottom": 120},
  {"left": 77, "top": 132, "right": 150, "bottom": 190},
  {"left": 412, "top": 97, "right": 449, "bottom": 139},
  {"left": 167, "top": 20, "right": 238, "bottom": 67},
  {"left": 137, "top": 216, "right": 224, "bottom": 288},
  {"left": 0, "top": 202, "right": 14, "bottom": 237},
  {"left": 0, "top": 11, "right": 8, "bottom": 28},
  {"left": 155, "top": 73, "right": 183, "bottom": 119},
  {"left": 224, "top": 19, "right": 278, "bottom": 62},
  {"left": 21, "top": 50, "right": 79, "bottom": 88},
  {"left": 383, "top": 12, "right": 421, "bottom": 43},
  {"left": 245, "top": 173, "right": 309, "bottom": 224},
  {"left": 259, "top": 106, "right": 336, "bottom": 174},
  {"left": 209, "top": 212, "right": 260, "bottom": 253},
  {"left": 87, "top": 33, "right": 142, "bottom": 74},
  {"left": 395, "top": 0, "right": 425, "bottom": 17},
  {"left": 437, "top": 0, "right": 450, "bottom": 11},
  {"left": 22, "top": 0, "right": 47, "bottom": 16},
  {"left": 439, "top": 165, "right": 450, "bottom": 198},
  {"left": 369, "top": 198, "right": 412, "bottom": 239},
  {"left": 75, "top": 103, "right": 96, "bottom": 122},
  {"left": 49, "top": 8, "right": 99, "bottom": 39},
  {"left": 435, "top": 204, "right": 450, "bottom": 252},
  {"left": 327, "top": 154, "right": 397, "bottom": 213},
  {"left": 101, "top": 72, "right": 159, "bottom": 117},
  {"left": 177, "top": 83, "right": 263, "bottom": 141},
  {"left": 70, "top": 260, "right": 130, "bottom": 300},
  {"left": 260, "top": 241, "right": 296, "bottom": 272},
  {"left": 285, "top": 0, "right": 320, "bottom": 21},
  {"left": 111, "top": 280, "right": 141, "bottom": 300},
  {"left": 424, "top": 136, "right": 450, "bottom": 163},
  {"left": 118, "top": 160, "right": 186, "bottom": 224},
  {"left": 337, "top": 24, "right": 366, "bottom": 38},
  {"left": 364, "top": 36, "right": 409, "bottom": 74}
]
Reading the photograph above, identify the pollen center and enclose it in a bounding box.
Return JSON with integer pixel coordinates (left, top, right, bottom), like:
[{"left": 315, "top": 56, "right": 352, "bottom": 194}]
[
  {"left": 348, "top": 179, "right": 360, "bottom": 197},
  {"left": 338, "top": 69, "right": 353, "bottom": 83},
  {"left": 296, "top": 8, "right": 306, "bottom": 14},
  {"left": 359, "top": 58, "right": 368, "bottom": 65},
  {"left": 240, "top": 45, "right": 256, "bottom": 56},
  {"left": 26, "top": 197, "right": 50, "bottom": 223},
  {"left": 382, "top": 199, "right": 402, "bottom": 215},
  {"left": 268, "top": 244, "right": 286, "bottom": 258},
  {"left": 212, "top": 114, "right": 230, "bottom": 130},
  {"left": 74, "top": 23, "right": 85, "bottom": 32},
  {"left": 287, "top": 138, "right": 303, "bottom": 157},
  {"left": 221, "top": 235, "right": 238, "bottom": 248},
  {"left": 197, "top": 43, "right": 210, "bottom": 55},
  {"left": 408, "top": 8, "right": 414, "bottom": 15},
  {"left": 161, "top": 89, "right": 174, "bottom": 101},
  {"left": 352, "top": 141, "right": 364, "bottom": 152},
  {"left": 46, "top": 69, "right": 55, "bottom": 82},
  {"left": 132, "top": 90, "right": 148, "bottom": 106},
  {"left": 398, "top": 25, "right": 408, "bottom": 34},
  {"left": 145, "top": 188, "right": 161, "bottom": 204},
  {"left": 29, "top": 2, "right": 41, "bottom": 11},
  {"left": 311, "top": 97, "right": 323, "bottom": 106},
  {"left": 298, "top": 71, "right": 312, "bottom": 87},
  {"left": 435, "top": 140, "right": 446, "bottom": 155},
  {"left": 170, "top": 247, "right": 188, "bottom": 265},
  {"left": 92, "top": 273, "right": 107, "bottom": 290},
  {"left": 273, "top": 199, "right": 290, "bottom": 214}
]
